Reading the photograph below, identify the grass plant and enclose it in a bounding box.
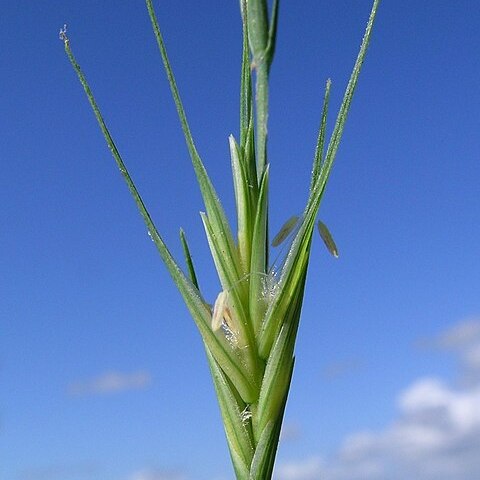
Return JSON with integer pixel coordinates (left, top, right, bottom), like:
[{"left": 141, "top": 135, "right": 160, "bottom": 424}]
[{"left": 61, "top": 1, "right": 380, "bottom": 478}]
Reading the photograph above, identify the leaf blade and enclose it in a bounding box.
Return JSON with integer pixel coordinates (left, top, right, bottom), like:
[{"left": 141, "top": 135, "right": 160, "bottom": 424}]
[
  {"left": 146, "top": 0, "right": 244, "bottom": 285},
  {"left": 309, "top": 79, "right": 331, "bottom": 194},
  {"left": 63, "top": 37, "right": 258, "bottom": 404},
  {"left": 249, "top": 166, "right": 270, "bottom": 336},
  {"left": 179, "top": 228, "right": 200, "bottom": 289},
  {"left": 230, "top": 135, "right": 253, "bottom": 273}
]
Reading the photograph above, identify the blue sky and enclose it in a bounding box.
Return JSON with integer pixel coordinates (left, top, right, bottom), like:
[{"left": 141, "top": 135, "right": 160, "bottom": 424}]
[{"left": 2, "top": 1, "right": 480, "bottom": 479}]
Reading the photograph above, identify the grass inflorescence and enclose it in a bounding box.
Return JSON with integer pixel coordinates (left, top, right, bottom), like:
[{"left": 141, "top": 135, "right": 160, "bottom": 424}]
[{"left": 61, "top": 1, "right": 380, "bottom": 478}]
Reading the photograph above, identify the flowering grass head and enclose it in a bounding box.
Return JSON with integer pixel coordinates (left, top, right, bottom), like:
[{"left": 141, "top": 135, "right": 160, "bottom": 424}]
[{"left": 61, "top": 1, "right": 380, "bottom": 478}]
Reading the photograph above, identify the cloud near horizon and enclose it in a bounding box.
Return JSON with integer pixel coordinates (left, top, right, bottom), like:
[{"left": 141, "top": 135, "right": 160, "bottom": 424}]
[{"left": 276, "top": 318, "right": 480, "bottom": 480}]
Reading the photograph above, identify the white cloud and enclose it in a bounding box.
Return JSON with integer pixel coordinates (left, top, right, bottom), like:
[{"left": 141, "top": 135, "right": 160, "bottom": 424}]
[
  {"left": 276, "top": 456, "right": 324, "bottom": 480},
  {"left": 67, "top": 370, "right": 151, "bottom": 396},
  {"left": 276, "top": 319, "right": 480, "bottom": 480}
]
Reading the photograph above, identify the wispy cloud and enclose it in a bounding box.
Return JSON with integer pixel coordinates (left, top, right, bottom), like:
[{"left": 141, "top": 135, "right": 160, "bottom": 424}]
[
  {"left": 276, "top": 318, "right": 480, "bottom": 480},
  {"left": 16, "top": 463, "right": 100, "bottom": 480},
  {"left": 128, "top": 469, "right": 186, "bottom": 480},
  {"left": 320, "top": 358, "right": 365, "bottom": 381},
  {"left": 432, "top": 317, "right": 480, "bottom": 385},
  {"left": 67, "top": 370, "right": 151, "bottom": 396},
  {"left": 280, "top": 422, "right": 301, "bottom": 442}
]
